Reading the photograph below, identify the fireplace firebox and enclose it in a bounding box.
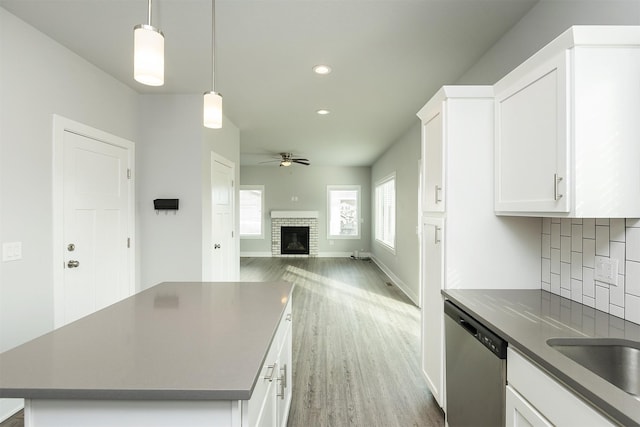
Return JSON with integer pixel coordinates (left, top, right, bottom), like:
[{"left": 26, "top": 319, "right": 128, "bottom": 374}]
[{"left": 281, "top": 226, "right": 310, "bottom": 255}]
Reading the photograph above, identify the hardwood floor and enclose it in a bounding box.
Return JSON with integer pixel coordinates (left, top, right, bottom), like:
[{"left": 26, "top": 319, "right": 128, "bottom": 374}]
[
  {"left": 0, "top": 257, "right": 444, "bottom": 427},
  {"left": 241, "top": 257, "right": 444, "bottom": 427}
]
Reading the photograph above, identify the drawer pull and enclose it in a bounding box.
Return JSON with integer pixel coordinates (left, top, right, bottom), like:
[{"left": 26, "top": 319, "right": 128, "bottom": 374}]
[
  {"left": 554, "top": 173, "right": 563, "bottom": 201},
  {"left": 277, "top": 364, "right": 287, "bottom": 399},
  {"left": 264, "top": 363, "right": 276, "bottom": 382},
  {"left": 435, "top": 185, "right": 442, "bottom": 204}
]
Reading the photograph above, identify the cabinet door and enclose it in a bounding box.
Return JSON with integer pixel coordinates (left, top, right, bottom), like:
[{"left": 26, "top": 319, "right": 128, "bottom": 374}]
[
  {"left": 276, "top": 322, "right": 292, "bottom": 427},
  {"left": 422, "top": 111, "right": 445, "bottom": 212},
  {"left": 421, "top": 217, "right": 444, "bottom": 407},
  {"left": 506, "top": 385, "right": 553, "bottom": 427},
  {"left": 495, "top": 52, "right": 569, "bottom": 213}
]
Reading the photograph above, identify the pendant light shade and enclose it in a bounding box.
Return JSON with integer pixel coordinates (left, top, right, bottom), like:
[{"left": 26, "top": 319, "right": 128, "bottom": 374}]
[
  {"left": 203, "top": 91, "right": 223, "bottom": 129},
  {"left": 134, "top": 24, "right": 164, "bottom": 86},
  {"left": 134, "top": 0, "right": 164, "bottom": 86},
  {"left": 204, "top": 0, "right": 223, "bottom": 128}
]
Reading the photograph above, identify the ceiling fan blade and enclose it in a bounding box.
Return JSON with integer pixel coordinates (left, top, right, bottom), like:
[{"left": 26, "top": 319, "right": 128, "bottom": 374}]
[
  {"left": 293, "top": 160, "right": 310, "bottom": 165},
  {"left": 258, "top": 159, "right": 280, "bottom": 164},
  {"left": 292, "top": 158, "right": 309, "bottom": 162}
]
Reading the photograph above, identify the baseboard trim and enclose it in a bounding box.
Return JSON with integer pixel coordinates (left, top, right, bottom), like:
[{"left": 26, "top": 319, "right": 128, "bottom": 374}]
[
  {"left": 370, "top": 255, "right": 420, "bottom": 307},
  {"left": 240, "top": 252, "right": 272, "bottom": 257},
  {"left": 0, "top": 398, "right": 23, "bottom": 423},
  {"left": 240, "top": 252, "right": 372, "bottom": 259}
]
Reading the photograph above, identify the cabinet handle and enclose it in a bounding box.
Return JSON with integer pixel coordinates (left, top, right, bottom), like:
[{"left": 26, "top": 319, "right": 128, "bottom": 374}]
[
  {"left": 277, "top": 364, "right": 287, "bottom": 399},
  {"left": 434, "top": 185, "right": 442, "bottom": 204},
  {"left": 554, "top": 173, "right": 563, "bottom": 201},
  {"left": 434, "top": 226, "right": 441, "bottom": 244},
  {"left": 264, "top": 363, "right": 277, "bottom": 382}
]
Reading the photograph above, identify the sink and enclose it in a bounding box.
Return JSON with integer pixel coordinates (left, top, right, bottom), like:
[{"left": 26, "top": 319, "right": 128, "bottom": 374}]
[{"left": 547, "top": 338, "right": 640, "bottom": 397}]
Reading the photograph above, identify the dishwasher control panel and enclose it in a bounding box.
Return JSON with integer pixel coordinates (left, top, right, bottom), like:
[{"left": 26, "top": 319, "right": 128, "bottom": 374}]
[{"left": 444, "top": 300, "right": 508, "bottom": 359}]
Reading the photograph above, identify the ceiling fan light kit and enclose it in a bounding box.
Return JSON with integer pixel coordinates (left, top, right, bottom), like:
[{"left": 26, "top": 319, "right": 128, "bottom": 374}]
[{"left": 134, "top": 0, "right": 164, "bottom": 86}]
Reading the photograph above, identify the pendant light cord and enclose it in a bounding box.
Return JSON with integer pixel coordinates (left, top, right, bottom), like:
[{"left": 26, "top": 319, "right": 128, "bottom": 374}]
[{"left": 211, "top": 0, "right": 216, "bottom": 91}]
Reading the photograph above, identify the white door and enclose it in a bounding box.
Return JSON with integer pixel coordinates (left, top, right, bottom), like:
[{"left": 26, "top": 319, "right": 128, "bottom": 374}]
[
  {"left": 54, "top": 117, "right": 134, "bottom": 327},
  {"left": 211, "top": 154, "right": 235, "bottom": 281}
]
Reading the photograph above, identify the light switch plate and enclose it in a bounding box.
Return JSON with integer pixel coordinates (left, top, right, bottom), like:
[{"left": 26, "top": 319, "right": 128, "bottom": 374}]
[
  {"left": 2, "top": 242, "right": 22, "bottom": 262},
  {"left": 594, "top": 256, "right": 618, "bottom": 286}
]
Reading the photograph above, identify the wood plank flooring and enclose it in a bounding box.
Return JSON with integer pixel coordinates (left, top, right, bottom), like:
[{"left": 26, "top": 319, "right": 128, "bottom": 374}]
[
  {"left": 241, "top": 257, "right": 444, "bottom": 427},
  {"left": 0, "top": 257, "right": 444, "bottom": 427}
]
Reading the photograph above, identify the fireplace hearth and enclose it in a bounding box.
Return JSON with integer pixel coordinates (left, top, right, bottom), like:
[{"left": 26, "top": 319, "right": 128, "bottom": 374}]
[{"left": 281, "top": 226, "right": 310, "bottom": 255}]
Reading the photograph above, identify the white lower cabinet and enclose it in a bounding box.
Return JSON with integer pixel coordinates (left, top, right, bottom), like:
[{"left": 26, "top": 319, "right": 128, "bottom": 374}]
[
  {"left": 250, "top": 299, "right": 293, "bottom": 427},
  {"left": 506, "top": 348, "right": 614, "bottom": 427},
  {"left": 506, "top": 385, "right": 552, "bottom": 427}
]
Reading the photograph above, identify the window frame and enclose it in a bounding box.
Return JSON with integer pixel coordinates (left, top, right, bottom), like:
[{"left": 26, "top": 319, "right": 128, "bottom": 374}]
[
  {"left": 374, "top": 173, "right": 396, "bottom": 253},
  {"left": 239, "top": 185, "right": 265, "bottom": 239},
  {"left": 326, "top": 185, "right": 361, "bottom": 239}
]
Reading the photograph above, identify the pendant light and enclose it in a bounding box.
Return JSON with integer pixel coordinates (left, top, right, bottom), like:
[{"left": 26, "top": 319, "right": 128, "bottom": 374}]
[
  {"left": 204, "top": 0, "right": 223, "bottom": 129},
  {"left": 134, "top": 0, "right": 164, "bottom": 86}
]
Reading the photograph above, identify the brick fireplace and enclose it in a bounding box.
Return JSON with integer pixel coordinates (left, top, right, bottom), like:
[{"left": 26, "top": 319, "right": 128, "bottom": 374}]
[{"left": 271, "top": 211, "right": 319, "bottom": 257}]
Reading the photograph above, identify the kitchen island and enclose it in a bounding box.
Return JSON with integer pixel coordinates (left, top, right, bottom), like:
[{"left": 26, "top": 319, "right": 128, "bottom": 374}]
[
  {"left": 443, "top": 289, "right": 640, "bottom": 426},
  {"left": 0, "top": 281, "right": 294, "bottom": 427}
]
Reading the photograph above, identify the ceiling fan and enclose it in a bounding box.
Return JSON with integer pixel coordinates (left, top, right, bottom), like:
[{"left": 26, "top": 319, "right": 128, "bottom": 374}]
[{"left": 260, "top": 153, "right": 310, "bottom": 167}]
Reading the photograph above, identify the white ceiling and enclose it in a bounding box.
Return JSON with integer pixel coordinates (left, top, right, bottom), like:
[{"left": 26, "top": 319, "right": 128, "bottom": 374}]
[{"left": 0, "top": 0, "right": 539, "bottom": 166}]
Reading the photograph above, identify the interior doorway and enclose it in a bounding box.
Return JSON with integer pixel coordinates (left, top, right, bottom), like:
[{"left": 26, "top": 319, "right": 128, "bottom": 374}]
[
  {"left": 53, "top": 116, "right": 135, "bottom": 327},
  {"left": 211, "top": 153, "right": 237, "bottom": 281}
]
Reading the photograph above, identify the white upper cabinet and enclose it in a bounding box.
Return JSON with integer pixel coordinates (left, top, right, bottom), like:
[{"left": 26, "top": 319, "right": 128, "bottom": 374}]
[
  {"left": 495, "top": 26, "right": 640, "bottom": 217},
  {"left": 422, "top": 109, "right": 445, "bottom": 212}
]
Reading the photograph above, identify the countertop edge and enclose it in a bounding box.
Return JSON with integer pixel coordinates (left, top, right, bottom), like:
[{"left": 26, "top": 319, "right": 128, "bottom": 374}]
[
  {"left": 0, "top": 281, "right": 296, "bottom": 402},
  {"left": 442, "top": 289, "right": 639, "bottom": 427}
]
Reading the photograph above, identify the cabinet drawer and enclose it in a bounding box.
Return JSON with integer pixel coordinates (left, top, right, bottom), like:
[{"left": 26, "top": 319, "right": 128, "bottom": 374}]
[{"left": 507, "top": 348, "right": 614, "bottom": 426}]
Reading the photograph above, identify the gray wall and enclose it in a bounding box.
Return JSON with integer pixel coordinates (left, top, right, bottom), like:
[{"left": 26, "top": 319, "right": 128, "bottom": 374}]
[
  {"left": 240, "top": 166, "right": 371, "bottom": 256},
  {"left": 137, "top": 95, "right": 240, "bottom": 289},
  {"left": 368, "top": 0, "right": 640, "bottom": 307},
  {"left": 0, "top": 4, "right": 240, "bottom": 366},
  {"left": 458, "top": 0, "right": 640, "bottom": 85},
  {"left": 0, "top": 8, "right": 139, "bottom": 353},
  {"left": 370, "top": 123, "right": 421, "bottom": 305}
]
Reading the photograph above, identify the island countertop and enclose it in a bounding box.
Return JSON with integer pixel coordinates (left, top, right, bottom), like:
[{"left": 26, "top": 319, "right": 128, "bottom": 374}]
[
  {"left": 443, "top": 289, "right": 640, "bottom": 426},
  {"left": 0, "top": 281, "right": 294, "bottom": 401}
]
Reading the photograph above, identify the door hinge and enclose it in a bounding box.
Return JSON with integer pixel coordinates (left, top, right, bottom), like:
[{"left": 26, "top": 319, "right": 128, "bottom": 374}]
[
  {"left": 127, "top": 169, "right": 131, "bottom": 179},
  {"left": 231, "top": 230, "right": 234, "bottom": 238},
  {"left": 127, "top": 237, "right": 131, "bottom": 248}
]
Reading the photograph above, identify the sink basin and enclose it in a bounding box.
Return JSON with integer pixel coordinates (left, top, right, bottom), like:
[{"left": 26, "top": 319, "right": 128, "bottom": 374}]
[{"left": 547, "top": 338, "right": 640, "bottom": 397}]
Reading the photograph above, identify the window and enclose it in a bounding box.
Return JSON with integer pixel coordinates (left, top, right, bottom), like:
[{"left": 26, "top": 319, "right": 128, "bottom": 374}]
[
  {"left": 239, "top": 185, "right": 264, "bottom": 238},
  {"left": 327, "top": 185, "right": 360, "bottom": 239},
  {"left": 375, "top": 174, "right": 396, "bottom": 250}
]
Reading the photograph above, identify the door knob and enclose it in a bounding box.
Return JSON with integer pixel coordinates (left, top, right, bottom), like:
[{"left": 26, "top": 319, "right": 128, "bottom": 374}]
[
  {"left": 67, "top": 260, "right": 80, "bottom": 268},
  {"left": 214, "top": 244, "right": 221, "bottom": 249}
]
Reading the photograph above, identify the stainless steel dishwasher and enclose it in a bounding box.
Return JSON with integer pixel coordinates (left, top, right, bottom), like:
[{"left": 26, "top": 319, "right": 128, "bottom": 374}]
[{"left": 444, "top": 300, "right": 508, "bottom": 427}]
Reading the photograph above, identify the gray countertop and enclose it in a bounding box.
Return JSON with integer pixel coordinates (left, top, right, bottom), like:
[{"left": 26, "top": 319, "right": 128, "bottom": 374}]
[
  {"left": 442, "top": 289, "right": 640, "bottom": 426},
  {"left": 0, "top": 281, "right": 294, "bottom": 401}
]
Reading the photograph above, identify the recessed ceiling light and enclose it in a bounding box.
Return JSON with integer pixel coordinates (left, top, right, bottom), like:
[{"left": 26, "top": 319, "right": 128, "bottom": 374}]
[
  {"left": 313, "top": 65, "right": 332, "bottom": 75},
  {"left": 316, "top": 109, "right": 330, "bottom": 115}
]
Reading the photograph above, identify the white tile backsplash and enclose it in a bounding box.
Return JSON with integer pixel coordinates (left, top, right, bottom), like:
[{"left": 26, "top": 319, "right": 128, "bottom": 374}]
[
  {"left": 542, "top": 218, "right": 640, "bottom": 325},
  {"left": 626, "top": 227, "right": 640, "bottom": 262},
  {"left": 595, "top": 225, "right": 610, "bottom": 256}
]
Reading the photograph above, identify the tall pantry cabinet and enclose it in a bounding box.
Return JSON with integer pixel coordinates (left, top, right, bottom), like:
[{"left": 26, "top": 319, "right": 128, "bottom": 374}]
[{"left": 417, "top": 87, "right": 540, "bottom": 410}]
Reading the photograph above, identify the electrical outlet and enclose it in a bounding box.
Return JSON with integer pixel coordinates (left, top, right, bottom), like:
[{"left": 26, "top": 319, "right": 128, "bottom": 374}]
[
  {"left": 2, "top": 242, "right": 22, "bottom": 262},
  {"left": 594, "top": 256, "right": 618, "bottom": 286}
]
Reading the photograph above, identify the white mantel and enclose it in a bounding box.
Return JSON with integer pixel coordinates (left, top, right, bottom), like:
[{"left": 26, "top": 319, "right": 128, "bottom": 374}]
[{"left": 270, "top": 211, "right": 319, "bottom": 219}]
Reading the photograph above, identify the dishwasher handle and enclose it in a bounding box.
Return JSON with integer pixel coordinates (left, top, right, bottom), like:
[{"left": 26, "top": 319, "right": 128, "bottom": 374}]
[
  {"left": 444, "top": 299, "right": 508, "bottom": 359},
  {"left": 458, "top": 318, "right": 478, "bottom": 337}
]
